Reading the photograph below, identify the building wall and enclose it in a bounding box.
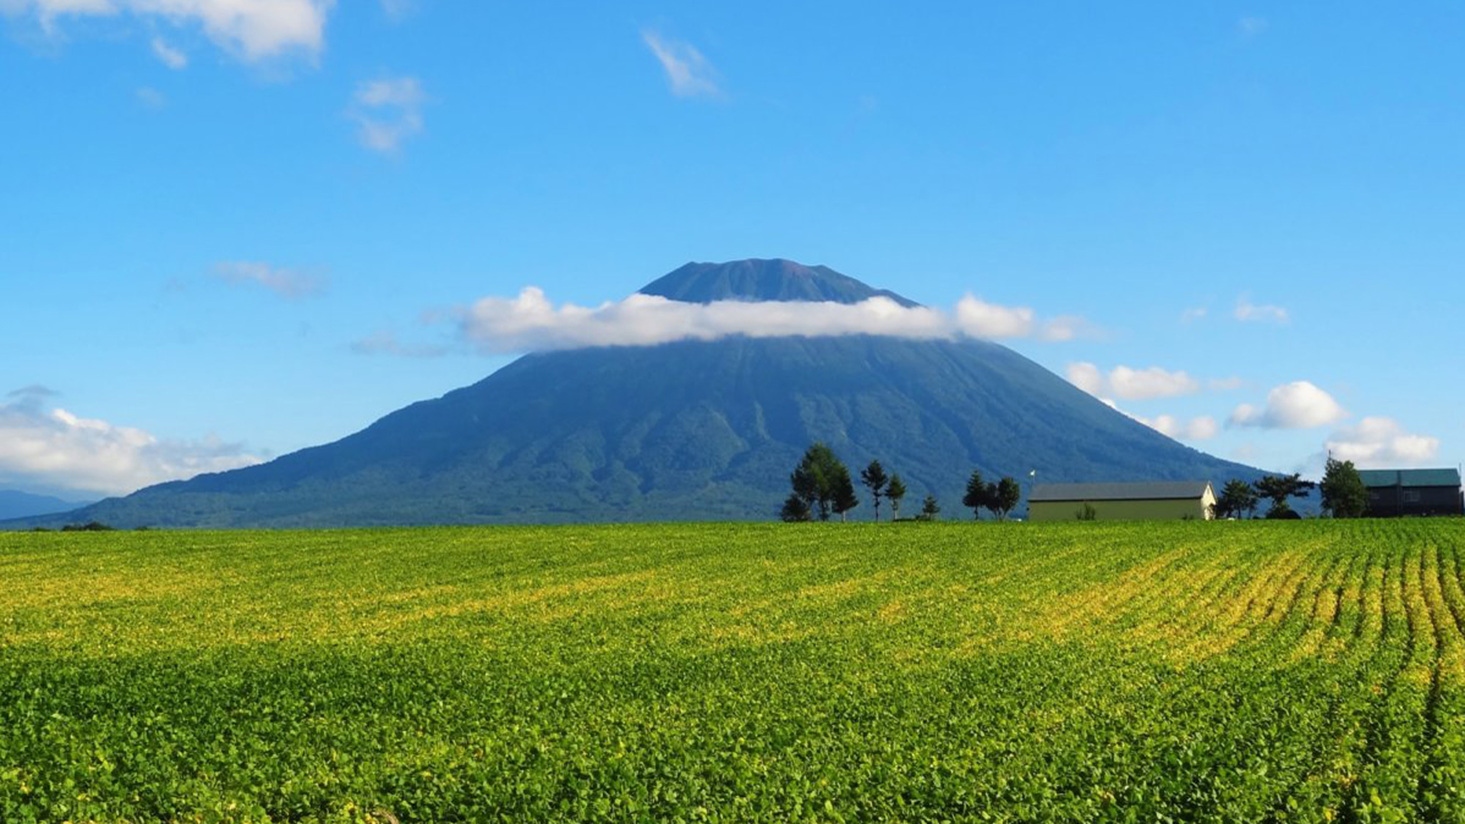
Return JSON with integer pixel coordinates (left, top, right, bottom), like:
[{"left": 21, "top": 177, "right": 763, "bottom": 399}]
[
  {"left": 1029, "top": 497, "right": 1212, "bottom": 522},
  {"left": 1365, "top": 486, "right": 1465, "bottom": 517}
]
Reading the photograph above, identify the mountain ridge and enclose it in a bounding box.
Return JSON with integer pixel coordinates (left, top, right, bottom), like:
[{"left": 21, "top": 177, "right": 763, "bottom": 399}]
[{"left": 4, "top": 259, "right": 1265, "bottom": 529}]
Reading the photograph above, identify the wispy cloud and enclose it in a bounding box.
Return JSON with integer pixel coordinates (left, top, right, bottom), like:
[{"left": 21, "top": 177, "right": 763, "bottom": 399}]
[
  {"left": 0, "top": 389, "right": 262, "bottom": 496},
  {"left": 350, "top": 75, "right": 425, "bottom": 153},
  {"left": 641, "top": 29, "right": 722, "bottom": 99},
  {"left": 150, "top": 35, "right": 187, "bottom": 69},
  {"left": 379, "top": 0, "right": 412, "bottom": 21},
  {"left": 453, "top": 288, "right": 1090, "bottom": 354},
  {"left": 135, "top": 86, "right": 166, "bottom": 109},
  {"left": 1234, "top": 295, "right": 1289, "bottom": 324},
  {"left": 1180, "top": 306, "right": 1208, "bottom": 323},
  {"left": 1325, "top": 417, "right": 1440, "bottom": 467},
  {"left": 1230, "top": 380, "right": 1348, "bottom": 429},
  {"left": 1238, "top": 16, "right": 1269, "bottom": 37},
  {"left": 213, "top": 261, "right": 326, "bottom": 300},
  {"left": 350, "top": 330, "right": 447, "bottom": 358},
  {"left": 5, "top": 0, "right": 334, "bottom": 62}
]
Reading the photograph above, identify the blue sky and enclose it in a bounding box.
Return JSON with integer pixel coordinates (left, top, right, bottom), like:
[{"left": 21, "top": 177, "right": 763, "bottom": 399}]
[{"left": 2, "top": 1, "right": 1461, "bottom": 497}]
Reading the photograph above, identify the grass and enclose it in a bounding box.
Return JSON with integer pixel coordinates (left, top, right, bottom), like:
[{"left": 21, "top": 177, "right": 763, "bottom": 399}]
[{"left": 2, "top": 520, "right": 1464, "bottom": 823}]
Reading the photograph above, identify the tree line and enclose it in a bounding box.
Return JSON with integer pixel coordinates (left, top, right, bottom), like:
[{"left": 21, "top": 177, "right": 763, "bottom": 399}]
[
  {"left": 1213, "top": 457, "right": 1369, "bottom": 519},
  {"left": 780, "top": 443, "right": 1019, "bottom": 523}
]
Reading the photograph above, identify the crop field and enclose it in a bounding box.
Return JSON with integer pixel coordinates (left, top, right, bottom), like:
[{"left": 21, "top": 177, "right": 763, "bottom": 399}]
[{"left": 2, "top": 521, "right": 1465, "bottom": 823}]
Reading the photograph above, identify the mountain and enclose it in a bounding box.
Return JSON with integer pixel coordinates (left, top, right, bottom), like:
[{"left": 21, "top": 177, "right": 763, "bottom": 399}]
[
  {"left": 0, "top": 490, "right": 93, "bottom": 521},
  {"left": 4, "top": 259, "right": 1264, "bottom": 529}
]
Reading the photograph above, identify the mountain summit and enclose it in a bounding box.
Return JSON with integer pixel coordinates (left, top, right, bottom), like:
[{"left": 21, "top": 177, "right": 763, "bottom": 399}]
[
  {"left": 639, "top": 259, "right": 920, "bottom": 306},
  {"left": 8, "top": 259, "right": 1263, "bottom": 528}
]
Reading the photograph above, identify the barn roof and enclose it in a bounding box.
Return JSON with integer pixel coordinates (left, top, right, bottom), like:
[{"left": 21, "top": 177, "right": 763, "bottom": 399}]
[
  {"left": 1029, "top": 481, "right": 1213, "bottom": 503},
  {"left": 1358, "top": 468, "right": 1462, "bottom": 488}
]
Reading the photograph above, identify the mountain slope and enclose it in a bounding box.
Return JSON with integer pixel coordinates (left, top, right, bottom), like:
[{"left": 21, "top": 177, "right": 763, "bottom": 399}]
[
  {"left": 0, "top": 490, "right": 93, "bottom": 520},
  {"left": 6, "top": 260, "right": 1264, "bottom": 528}
]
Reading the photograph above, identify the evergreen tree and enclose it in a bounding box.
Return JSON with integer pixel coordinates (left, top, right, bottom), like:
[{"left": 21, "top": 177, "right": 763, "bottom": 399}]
[
  {"left": 1253, "top": 473, "right": 1316, "bottom": 519},
  {"left": 1214, "top": 479, "right": 1260, "bottom": 519},
  {"left": 780, "top": 494, "right": 812, "bottom": 522},
  {"left": 919, "top": 494, "right": 940, "bottom": 521},
  {"left": 962, "top": 469, "right": 989, "bottom": 520},
  {"left": 886, "top": 474, "right": 907, "bottom": 520},
  {"left": 860, "top": 460, "right": 889, "bottom": 521},
  {"left": 1320, "top": 457, "right": 1369, "bottom": 518},
  {"left": 832, "top": 464, "right": 860, "bottom": 522}
]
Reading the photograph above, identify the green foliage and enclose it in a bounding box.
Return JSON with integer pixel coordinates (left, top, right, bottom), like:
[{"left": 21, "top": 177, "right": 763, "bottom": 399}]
[
  {"left": 1076, "top": 502, "right": 1098, "bottom": 521},
  {"left": 918, "top": 494, "right": 940, "bottom": 520},
  {"left": 1253, "top": 473, "right": 1317, "bottom": 519},
  {"left": 8, "top": 521, "right": 1465, "bottom": 822},
  {"left": 789, "top": 442, "right": 847, "bottom": 521},
  {"left": 831, "top": 464, "right": 859, "bottom": 522},
  {"left": 1320, "top": 457, "right": 1369, "bottom": 518},
  {"left": 778, "top": 494, "right": 811, "bottom": 522},
  {"left": 1215, "top": 479, "right": 1261, "bottom": 519},
  {"left": 962, "top": 469, "right": 988, "bottom": 520},
  {"left": 988, "top": 477, "right": 1021, "bottom": 522},
  {"left": 59, "top": 521, "right": 114, "bottom": 532},
  {"left": 860, "top": 460, "right": 889, "bottom": 521},
  {"left": 885, "top": 474, "right": 907, "bottom": 521}
]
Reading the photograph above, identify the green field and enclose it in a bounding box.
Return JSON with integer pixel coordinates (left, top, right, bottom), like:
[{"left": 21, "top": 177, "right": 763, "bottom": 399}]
[{"left": 3, "top": 521, "right": 1465, "bottom": 823}]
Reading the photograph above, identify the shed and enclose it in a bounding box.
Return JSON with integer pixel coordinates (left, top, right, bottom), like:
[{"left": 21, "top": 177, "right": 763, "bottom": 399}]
[
  {"left": 1028, "top": 481, "right": 1216, "bottom": 522},
  {"left": 1358, "top": 468, "right": 1463, "bottom": 517}
]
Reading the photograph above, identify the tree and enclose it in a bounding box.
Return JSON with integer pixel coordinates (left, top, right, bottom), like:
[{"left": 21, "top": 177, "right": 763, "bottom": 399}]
[
  {"left": 1320, "top": 456, "right": 1368, "bottom": 518},
  {"left": 918, "top": 494, "right": 941, "bottom": 521},
  {"left": 780, "top": 494, "right": 811, "bottom": 522},
  {"left": 788, "top": 442, "right": 850, "bottom": 521},
  {"left": 1214, "top": 479, "right": 1260, "bottom": 520},
  {"left": 963, "top": 469, "right": 990, "bottom": 520},
  {"left": 886, "top": 474, "right": 907, "bottom": 521},
  {"left": 832, "top": 464, "right": 860, "bottom": 522},
  {"left": 860, "top": 460, "right": 889, "bottom": 521},
  {"left": 988, "top": 477, "right": 1021, "bottom": 521},
  {"left": 1253, "top": 473, "right": 1317, "bottom": 519}
]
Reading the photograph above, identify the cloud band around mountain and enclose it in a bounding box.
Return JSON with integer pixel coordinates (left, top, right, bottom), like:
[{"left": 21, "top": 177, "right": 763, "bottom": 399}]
[{"left": 455, "top": 289, "right": 1089, "bottom": 353}]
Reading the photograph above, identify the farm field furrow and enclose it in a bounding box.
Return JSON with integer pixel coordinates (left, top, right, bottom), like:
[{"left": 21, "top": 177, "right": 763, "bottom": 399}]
[{"left": 2, "top": 521, "right": 1465, "bottom": 823}]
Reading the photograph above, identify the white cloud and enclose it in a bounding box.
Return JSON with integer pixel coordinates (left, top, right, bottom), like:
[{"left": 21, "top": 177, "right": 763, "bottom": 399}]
[
  {"left": 213, "top": 261, "right": 325, "bottom": 299},
  {"left": 1138, "top": 413, "right": 1219, "bottom": 441},
  {"left": 4, "top": 0, "right": 334, "bottom": 62},
  {"left": 1207, "top": 376, "right": 1245, "bottom": 392},
  {"left": 378, "top": 0, "right": 410, "bottom": 19},
  {"left": 1180, "top": 306, "right": 1208, "bottom": 323},
  {"left": 1230, "top": 380, "right": 1348, "bottom": 429},
  {"left": 1235, "top": 295, "right": 1289, "bottom": 324},
  {"left": 0, "top": 390, "right": 262, "bottom": 496},
  {"left": 1326, "top": 417, "right": 1440, "bottom": 467},
  {"left": 455, "top": 288, "right": 1088, "bottom": 354},
  {"left": 641, "top": 29, "right": 721, "bottom": 98},
  {"left": 150, "top": 35, "right": 186, "bottom": 68},
  {"left": 1065, "top": 362, "right": 1237, "bottom": 401},
  {"left": 350, "top": 75, "right": 424, "bottom": 153}
]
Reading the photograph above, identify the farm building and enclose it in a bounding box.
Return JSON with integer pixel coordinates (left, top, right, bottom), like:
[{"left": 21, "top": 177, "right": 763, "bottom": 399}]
[
  {"left": 1028, "top": 481, "right": 1216, "bottom": 522},
  {"left": 1358, "top": 468, "right": 1464, "bottom": 517}
]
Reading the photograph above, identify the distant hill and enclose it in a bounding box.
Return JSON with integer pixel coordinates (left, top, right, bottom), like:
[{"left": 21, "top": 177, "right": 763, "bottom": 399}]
[
  {"left": 4, "top": 259, "right": 1265, "bottom": 529},
  {"left": 0, "top": 490, "right": 92, "bottom": 521}
]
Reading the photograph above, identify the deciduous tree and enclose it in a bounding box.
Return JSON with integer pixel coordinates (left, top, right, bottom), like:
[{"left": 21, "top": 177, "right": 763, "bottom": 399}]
[{"left": 1320, "top": 457, "right": 1368, "bottom": 518}]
